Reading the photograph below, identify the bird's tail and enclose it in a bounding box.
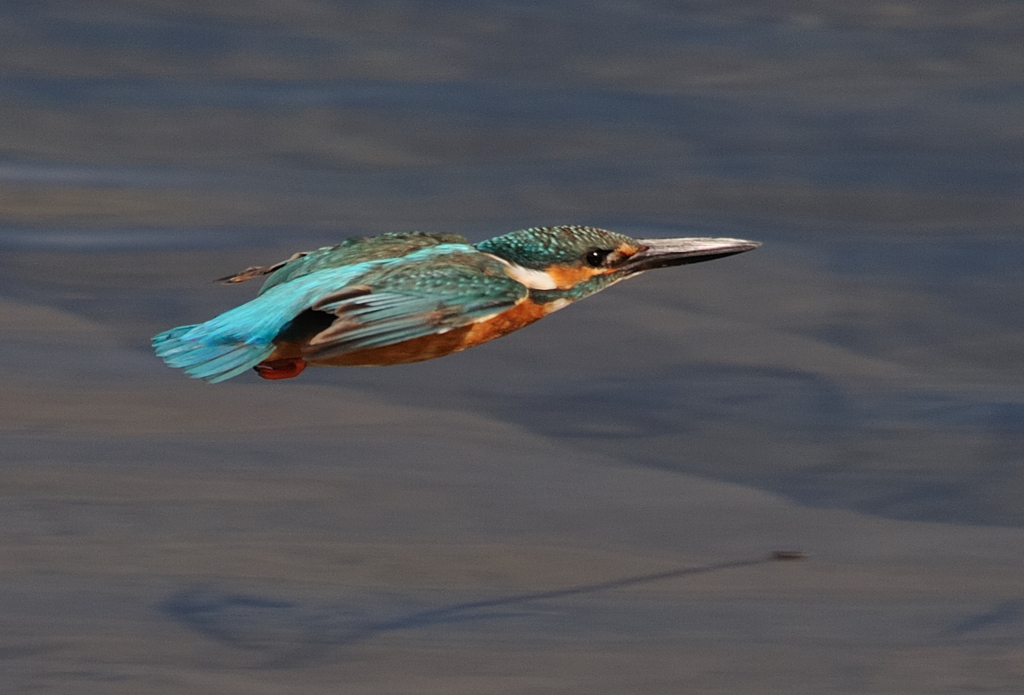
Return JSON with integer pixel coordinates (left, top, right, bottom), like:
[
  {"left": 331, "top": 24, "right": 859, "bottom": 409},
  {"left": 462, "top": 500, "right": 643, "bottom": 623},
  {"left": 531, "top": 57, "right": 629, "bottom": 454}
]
[
  {"left": 154, "top": 265, "right": 371, "bottom": 382},
  {"left": 153, "top": 281, "right": 327, "bottom": 382},
  {"left": 153, "top": 323, "right": 276, "bottom": 383}
]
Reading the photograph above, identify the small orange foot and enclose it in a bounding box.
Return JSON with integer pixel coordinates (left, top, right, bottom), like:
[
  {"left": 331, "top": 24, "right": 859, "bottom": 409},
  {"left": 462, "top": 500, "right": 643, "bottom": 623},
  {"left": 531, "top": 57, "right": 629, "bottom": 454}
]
[{"left": 254, "top": 357, "right": 306, "bottom": 380}]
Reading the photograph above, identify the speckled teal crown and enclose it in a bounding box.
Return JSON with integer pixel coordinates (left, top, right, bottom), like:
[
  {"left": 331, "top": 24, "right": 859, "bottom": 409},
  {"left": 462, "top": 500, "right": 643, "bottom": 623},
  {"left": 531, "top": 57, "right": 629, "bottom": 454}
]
[{"left": 475, "top": 225, "right": 637, "bottom": 269}]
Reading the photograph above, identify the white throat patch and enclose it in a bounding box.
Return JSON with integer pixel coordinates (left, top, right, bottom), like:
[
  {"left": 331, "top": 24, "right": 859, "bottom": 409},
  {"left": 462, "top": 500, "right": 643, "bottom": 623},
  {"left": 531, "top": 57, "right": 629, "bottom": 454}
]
[{"left": 491, "top": 258, "right": 559, "bottom": 290}]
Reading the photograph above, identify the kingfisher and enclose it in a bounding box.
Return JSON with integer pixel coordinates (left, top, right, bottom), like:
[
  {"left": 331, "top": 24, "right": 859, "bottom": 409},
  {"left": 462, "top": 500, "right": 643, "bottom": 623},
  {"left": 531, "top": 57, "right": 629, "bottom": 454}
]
[{"left": 153, "top": 225, "right": 759, "bottom": 382}]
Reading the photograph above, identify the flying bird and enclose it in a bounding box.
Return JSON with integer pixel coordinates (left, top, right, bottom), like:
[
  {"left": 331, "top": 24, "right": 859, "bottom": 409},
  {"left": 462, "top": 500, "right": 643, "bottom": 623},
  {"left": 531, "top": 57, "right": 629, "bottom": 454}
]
[{"left": 153, "top": 226, "right": 759, "bottom": 382}]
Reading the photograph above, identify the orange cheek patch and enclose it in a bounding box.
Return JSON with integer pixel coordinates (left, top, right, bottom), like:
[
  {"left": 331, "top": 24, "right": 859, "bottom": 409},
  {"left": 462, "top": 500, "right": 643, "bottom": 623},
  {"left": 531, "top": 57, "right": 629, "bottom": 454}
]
[
  {"left": 544, "top": 264, "right": 603, "bottom": 289},
  {"left": 544, "top": 244, "right": 643, "bottom": 289}
]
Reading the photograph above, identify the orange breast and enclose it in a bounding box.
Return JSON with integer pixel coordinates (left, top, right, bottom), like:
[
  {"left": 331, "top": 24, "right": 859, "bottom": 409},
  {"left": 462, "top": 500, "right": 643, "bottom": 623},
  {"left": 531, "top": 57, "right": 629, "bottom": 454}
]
[{"left": 298, "top": 299, "right": 551, "bottom": 367}]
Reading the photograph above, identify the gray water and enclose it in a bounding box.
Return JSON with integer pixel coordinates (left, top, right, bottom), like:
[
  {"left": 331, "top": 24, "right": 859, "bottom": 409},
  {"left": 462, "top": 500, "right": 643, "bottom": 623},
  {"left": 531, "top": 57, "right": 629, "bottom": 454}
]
[{"left": 2, "top": 2, "right": 1023, "bottom": 693}]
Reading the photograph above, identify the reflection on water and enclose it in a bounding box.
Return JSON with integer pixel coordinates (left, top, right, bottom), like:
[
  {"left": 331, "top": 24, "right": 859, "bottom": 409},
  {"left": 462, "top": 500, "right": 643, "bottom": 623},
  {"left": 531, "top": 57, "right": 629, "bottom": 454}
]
[{"left": 2, "top": 2, "right": 1024, "bottom": 693}]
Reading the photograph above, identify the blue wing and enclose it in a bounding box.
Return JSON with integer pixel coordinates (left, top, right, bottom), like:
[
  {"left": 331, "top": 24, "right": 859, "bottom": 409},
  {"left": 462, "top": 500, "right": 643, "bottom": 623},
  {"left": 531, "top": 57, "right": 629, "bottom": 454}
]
[
  {"left": 302, "top": 251, "right": 528, "bottom": 359},
  {"left": 153, "top": 244, "right": 523, "bottom": 382}
]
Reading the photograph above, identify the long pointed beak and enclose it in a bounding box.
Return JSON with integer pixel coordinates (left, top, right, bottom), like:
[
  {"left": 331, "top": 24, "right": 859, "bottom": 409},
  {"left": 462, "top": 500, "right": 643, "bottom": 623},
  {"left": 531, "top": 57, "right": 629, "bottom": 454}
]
[{"left": 626, "top": 237, "right": 761, "bottom": 272}]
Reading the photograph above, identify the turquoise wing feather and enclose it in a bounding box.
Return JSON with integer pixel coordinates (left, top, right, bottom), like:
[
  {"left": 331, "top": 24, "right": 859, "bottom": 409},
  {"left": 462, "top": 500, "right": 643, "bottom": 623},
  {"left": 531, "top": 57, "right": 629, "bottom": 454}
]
[{"left": 302, "top": 250, "right": 528, "bottom": 360}]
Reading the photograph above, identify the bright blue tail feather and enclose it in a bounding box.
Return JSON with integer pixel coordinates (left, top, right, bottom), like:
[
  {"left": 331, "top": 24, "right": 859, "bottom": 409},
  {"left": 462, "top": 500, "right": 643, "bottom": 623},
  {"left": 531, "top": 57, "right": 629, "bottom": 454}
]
[
  {"left": 152, "top": 324, "right": 275, "bottom": 383},
  {"left": 153, "top": 265, "right": 372, "bottom": 382}
]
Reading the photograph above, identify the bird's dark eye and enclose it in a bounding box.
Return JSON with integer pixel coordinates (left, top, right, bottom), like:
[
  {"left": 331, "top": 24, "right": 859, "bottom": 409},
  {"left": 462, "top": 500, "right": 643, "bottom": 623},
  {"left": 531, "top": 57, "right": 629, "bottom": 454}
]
[{"left": 585, "top": 249, "right": 612, "bottom": 267}]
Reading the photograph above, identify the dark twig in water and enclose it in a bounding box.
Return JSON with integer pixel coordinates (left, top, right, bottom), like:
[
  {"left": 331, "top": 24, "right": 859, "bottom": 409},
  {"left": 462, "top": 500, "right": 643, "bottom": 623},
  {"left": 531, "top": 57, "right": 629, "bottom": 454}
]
[
  {"left": 369, "top": 551, "right": 799, "bottom": 635},
  {"left": 162, "top": 551, "right": 806, "bottom": 668}
]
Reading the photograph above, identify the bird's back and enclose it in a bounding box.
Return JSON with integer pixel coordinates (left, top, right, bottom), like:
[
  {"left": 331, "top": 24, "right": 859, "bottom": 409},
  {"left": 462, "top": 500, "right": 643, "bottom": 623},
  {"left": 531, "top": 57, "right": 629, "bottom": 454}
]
[{"left": 218, "top": 232, "right": 472, "bottom": 292}]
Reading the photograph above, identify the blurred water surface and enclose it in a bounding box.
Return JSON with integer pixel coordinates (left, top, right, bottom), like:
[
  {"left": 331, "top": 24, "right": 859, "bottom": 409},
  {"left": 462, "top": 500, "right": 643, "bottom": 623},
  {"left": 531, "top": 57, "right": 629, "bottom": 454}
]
[{"left": 1, "top": 2, "right": 1023, "bottom": 693}]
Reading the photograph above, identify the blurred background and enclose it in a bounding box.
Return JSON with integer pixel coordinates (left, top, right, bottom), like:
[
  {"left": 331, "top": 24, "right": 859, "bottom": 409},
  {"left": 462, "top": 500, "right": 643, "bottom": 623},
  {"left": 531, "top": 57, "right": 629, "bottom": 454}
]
[{"left": 2, "top": 1, "right": 1023, "bottom": 693}]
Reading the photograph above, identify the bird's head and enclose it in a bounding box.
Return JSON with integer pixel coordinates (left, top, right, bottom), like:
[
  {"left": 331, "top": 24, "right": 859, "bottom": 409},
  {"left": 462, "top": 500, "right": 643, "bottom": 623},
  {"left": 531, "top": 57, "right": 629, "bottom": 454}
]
[{"left": 476, "top": 225, "right": 760, "bottom": 297}]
